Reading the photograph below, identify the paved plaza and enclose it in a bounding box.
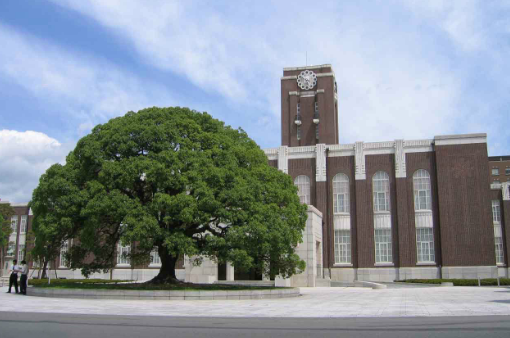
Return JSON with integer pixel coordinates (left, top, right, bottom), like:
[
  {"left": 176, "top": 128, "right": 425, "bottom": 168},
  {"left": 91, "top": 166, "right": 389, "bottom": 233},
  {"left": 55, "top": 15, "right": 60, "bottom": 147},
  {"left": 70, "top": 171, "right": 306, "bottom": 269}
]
[{"left": 2, "top": 285, "right": 510, "bottom": 318}]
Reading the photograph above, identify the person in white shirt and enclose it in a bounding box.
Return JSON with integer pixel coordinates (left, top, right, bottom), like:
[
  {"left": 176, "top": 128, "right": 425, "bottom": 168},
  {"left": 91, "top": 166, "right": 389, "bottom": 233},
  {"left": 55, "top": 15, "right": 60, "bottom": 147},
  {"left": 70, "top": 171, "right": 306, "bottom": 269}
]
[
  {"left": 19, "top": 260, "right": 29, "bottom": 295},
  {"left": 7, "top": 259, "right": 21, "bottom": 294}
]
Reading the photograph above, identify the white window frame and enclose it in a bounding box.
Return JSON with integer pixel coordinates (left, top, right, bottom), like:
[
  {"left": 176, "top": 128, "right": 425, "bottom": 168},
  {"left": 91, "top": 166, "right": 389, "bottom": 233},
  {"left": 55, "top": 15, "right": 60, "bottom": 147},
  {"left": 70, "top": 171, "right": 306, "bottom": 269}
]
[
  {"left": 495, "top": 236, "right": 504, "bottom": 264},
  {"left": 413, "top": 169, "right": 432, "bottom": 211},
  {"left": 7, "top": 243, "right": 15, "bottom": 257},
  {"left": 333, "top": 174, "right": 350, "bottom": 214},
  {"left": 60, "top": 241, "right": 69, "bottom": 268},
  {"left": 492, "top": 200, "right": 501, "bottom": 224},
  {"left": 20, "top": 215, "right": 27, "bottom": 233},
  {"left": 11, "top": 216, "right": 18, "bottom": 231},
  {"left": 374, "top": 229, "right": 392, "bottom": 263},
  {"left": 116, "top": 243, "right": 131, "bottom": 266},
  {"left": 334, "top": 229, "right": 351, "bottom": 264},
  {"left": 413, "top": 169, "right": 435, "bottom": 263},
  {"left": 416, "top": 228, "right": 435, "bottom": 263},
  {"left": 149, "top": 247, "right": 161, "bottom": 266},
  {"left": 492, "top": 168, "right": 500, "bottom": 176},
  {"left": 294, "top": 175, "right": 311, "bottom": 205},
  {"left": 18, "top": 244, "right": 25, "bottom": 262},
  {"left": 372, "top": 172, "right": 390, "bottom": 212}
]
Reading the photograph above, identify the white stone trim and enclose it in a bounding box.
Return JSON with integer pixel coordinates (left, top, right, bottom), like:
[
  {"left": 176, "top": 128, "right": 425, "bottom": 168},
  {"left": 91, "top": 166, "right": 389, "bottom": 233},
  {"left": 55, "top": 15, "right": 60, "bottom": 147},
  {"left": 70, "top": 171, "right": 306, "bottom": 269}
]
[
  {"left": 415, "top": 210, "right": 433, "bottom": 228},
  {"left": 283, "top": 64, "right": 332, "bottom": 71},
  {"left": 277, "top": 146, "right": 288, "bottom": 174},
  {"left": 355, "top": 141, "right": 366, "bottom": 180},
  {"left": 264, "top": 148, "right": 278, "bottom": 161},
  {"left": 288, "top": 145, "right": 316, "bottom": 159},
  {"left": 333, "top": 214, "right": 351, "bottom": 230},
  {"left": 316, "top": 143, "right": 327, "bottom": 182},
  {"left": 404, "top": 139, "right": 434, "bottom": 153},
  {"left": 374, "top": 213, "right": 392, "bottom": 229},
  {"left": 288, "top": 90, "right": 326, "bottom": 97},
  {"left": 491, "top": 183, "right": 502, "bottom": 190},
  {"left": 395, "top": 139, "right": 406, "bottom": 178},
  {"left": 327, "top": 144, "right": 355, "bottom": 157},
  {"left": 502, "top": 182, "right": 510, "bottom": 201},
  {"left": 281, "top": 76, "right": 298, "bottom": 80},
  {"left": 434, "top": 133, "right": 487, "bottom": 146}
]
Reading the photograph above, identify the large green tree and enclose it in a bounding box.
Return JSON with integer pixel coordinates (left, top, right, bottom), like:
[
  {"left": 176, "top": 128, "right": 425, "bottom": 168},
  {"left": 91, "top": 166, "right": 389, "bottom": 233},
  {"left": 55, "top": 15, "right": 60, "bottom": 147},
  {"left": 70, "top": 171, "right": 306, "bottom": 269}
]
[
  {"left": 31, "top": 107, "right": 307, "bottom": 283},
  {"left": 0, "top": 202, "right": 15, "bottom": 276}
]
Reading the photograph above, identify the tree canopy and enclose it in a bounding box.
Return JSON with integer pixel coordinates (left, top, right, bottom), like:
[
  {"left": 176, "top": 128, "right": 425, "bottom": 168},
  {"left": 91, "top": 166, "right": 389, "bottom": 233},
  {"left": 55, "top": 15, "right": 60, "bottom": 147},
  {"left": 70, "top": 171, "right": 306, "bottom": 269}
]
[
  {"left": 0, "top": 202, "right": 14, "bottom": 249},
  {"left": 31, "top": 107, "right": 307, "bottom": 283}
]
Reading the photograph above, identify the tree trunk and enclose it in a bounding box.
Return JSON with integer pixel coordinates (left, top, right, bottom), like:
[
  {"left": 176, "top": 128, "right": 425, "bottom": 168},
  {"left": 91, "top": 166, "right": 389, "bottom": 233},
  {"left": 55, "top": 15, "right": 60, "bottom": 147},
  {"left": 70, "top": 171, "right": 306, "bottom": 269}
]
[
  {"left": 41, "top": 260, "right": 48, "bottom": 279},
  {"left": 149, "top": 245, "right": 181, "bottom": 284}
]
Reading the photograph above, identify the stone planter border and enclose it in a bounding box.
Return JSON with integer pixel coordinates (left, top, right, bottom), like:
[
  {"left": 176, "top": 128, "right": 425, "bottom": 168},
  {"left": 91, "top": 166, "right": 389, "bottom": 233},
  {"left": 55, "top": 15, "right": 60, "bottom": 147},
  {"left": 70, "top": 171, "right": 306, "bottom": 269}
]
[{"left": 27, "top": 287, "right": 300, "bottom": 300}]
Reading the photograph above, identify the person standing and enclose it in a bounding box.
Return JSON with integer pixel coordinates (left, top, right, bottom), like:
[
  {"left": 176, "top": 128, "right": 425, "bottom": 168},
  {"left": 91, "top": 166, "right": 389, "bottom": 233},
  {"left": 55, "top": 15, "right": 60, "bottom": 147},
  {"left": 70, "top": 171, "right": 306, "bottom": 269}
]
[
  {"left": 7, "top": 259, "right": 20, "bottom": 294},
  {"left": 19, "top": 260, "right": 28, "bottom": 295}
]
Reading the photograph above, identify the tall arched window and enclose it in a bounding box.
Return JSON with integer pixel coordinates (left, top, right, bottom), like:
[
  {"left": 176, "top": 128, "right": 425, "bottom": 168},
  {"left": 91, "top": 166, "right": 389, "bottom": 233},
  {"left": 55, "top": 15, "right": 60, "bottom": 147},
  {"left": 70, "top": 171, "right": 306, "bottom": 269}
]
[
  {"left": 333, "top": 174, "right": 350, "bottom": 214},
  {"left": 333, "top": 174, "right": 351, "bottom": 264},
  {"left": 373, "top": 171, "right": 390, "bottom": 212},
  {"left": 413, "top": 169, "right": 431, "bottom": 210},
  {"left": 413, "top": 169, "right": 435, "bottom": 263},
  {"left": 373, "top": 171, "right": 392, "bottom": 263},
  {"left": 294, "top": 175, "right": 310, "bottom": 205}
]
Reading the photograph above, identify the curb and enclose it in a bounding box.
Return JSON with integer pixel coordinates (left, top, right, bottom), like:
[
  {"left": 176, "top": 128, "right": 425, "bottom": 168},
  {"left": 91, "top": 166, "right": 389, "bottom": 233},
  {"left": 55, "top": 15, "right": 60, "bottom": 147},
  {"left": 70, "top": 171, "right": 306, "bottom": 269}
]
[{"left": 27, "top": 287, "right": 300, "bottom": 300}]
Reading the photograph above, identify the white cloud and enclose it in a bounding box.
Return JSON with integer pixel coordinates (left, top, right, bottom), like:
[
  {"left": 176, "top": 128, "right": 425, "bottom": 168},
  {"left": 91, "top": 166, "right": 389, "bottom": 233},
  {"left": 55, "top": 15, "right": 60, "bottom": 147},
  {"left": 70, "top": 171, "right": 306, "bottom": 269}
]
[
  {"left": 0, "top": 130, "right": 71, "bottom": 203},
  {"left": 4, "top": 1, "right": 510, "bottom": 154},
  {"left": 0, "top": 23, "right": 175, "bottom": 135},
  {"left": 49, "top": 0, "right": 483, "bottom": 146}
]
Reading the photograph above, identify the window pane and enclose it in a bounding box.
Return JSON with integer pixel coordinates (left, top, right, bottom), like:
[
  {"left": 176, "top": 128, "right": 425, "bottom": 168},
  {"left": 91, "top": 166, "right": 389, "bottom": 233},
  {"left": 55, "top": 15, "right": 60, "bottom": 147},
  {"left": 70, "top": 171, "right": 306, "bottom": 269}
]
[
  {"left": 373, "top": 172, "right": 390, "bottom": 212},
  {"left": 334, "top": 230, "right": 351, "bottom": 264},
  {"left": 333, "top": 173, "right": 349, "bottom": 214},
  {"left": 294, "top": 175, "right": 310, "bottom": 205},
  {"left": 375, "top": 229, "right": 392, "bottom": 263},
  {"left": 416, "top": 228, "right": 435, "bottom": 263}
]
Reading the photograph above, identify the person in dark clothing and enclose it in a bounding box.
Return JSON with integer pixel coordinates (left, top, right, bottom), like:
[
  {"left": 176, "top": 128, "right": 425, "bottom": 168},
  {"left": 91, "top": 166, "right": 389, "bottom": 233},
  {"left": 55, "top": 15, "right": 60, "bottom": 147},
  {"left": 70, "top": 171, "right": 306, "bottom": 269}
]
[
  {"left": 19, "top": 260, "right": 28, "bottom": 295},
  {"left": 7, "top": 259, "right": 20, "bottom": 294}
]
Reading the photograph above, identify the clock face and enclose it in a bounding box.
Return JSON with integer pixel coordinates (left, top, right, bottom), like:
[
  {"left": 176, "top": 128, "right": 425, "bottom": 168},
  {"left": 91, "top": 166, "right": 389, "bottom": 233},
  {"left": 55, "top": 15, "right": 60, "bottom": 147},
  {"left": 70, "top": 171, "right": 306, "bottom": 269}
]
[{"left": 297, "top": 70, "right": 317, "bottom": 90}]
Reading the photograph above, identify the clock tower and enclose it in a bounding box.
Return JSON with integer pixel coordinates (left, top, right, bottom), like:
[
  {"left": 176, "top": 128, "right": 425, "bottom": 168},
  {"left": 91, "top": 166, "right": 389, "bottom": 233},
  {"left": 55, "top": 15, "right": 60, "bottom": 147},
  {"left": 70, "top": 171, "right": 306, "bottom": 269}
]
[{"left": 281, "top": 64, "right": 339, "bottom": 147}]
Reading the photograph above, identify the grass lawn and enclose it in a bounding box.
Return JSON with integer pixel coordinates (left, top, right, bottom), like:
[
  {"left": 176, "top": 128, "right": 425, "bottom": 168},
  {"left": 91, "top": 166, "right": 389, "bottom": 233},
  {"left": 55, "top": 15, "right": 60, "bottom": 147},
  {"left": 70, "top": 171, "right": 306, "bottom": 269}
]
[
  {"left": 398, "top": 278, "right": 510, "bottom": 286},
  {"left": 28, "top": 278, "right": 280, "bottom": 291}
]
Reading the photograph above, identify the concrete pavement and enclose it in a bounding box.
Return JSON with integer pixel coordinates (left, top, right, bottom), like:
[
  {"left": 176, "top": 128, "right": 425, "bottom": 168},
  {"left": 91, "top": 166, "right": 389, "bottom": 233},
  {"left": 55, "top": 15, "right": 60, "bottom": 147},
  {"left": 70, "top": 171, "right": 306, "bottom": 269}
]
[{"left": 2, "top": 285, "right": 510, "bottom": 318}]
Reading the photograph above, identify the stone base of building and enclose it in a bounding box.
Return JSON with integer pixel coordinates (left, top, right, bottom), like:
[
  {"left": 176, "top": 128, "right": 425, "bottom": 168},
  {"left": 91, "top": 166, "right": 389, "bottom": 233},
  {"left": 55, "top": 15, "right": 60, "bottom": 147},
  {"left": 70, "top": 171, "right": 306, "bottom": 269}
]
[
  {"left": 441, "top": 266, "right": 498, "bottom": 279},
  {"left": 497, "top": 266, "right": 508, "bottom": 278},
  {"left": 330, "top": 266, "right": 500, "bottom": 282}
]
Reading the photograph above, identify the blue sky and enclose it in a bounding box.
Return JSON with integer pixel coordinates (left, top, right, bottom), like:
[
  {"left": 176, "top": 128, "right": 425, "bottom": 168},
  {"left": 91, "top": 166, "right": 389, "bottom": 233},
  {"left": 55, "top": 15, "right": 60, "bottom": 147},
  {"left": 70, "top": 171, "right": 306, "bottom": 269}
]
[{"left": 1, "top": 0, "right": 510, "bottom": 203}]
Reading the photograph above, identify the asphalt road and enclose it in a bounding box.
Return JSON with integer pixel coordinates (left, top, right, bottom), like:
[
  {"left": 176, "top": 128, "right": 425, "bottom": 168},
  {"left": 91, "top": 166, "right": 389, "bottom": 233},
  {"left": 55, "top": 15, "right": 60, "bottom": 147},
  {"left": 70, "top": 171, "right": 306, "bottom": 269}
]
[{"left": 1, "top": 312, "right": 510, "bottom": 338}]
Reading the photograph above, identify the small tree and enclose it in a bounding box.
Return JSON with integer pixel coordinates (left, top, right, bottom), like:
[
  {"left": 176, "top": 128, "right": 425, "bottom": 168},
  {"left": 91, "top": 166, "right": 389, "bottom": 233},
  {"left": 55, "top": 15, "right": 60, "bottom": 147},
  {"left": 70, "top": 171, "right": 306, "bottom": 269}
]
[
  {"left": 32, "top": 107, "right": 307, "bottom": 283},
  {"left": 0, "top": 203, "right": 15, "bottom": 277},
  {"left": 30, "top": 164, "right": 84, "bottom": 278}
]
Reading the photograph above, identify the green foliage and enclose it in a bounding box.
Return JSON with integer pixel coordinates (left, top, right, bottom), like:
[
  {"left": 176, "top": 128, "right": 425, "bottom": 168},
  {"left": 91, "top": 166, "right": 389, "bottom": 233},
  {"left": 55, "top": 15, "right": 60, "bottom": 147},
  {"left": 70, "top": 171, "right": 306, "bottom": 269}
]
[
  {"left": 30, "top": 163, "right": 86, "bottom": 276},
  {"left": 401, "top": 278, "right": 510, "bottom": 286},
  {"left": 0, "top": 203, "right": 15, "bottom": 248},
  {"left": 31, "top": 107, "right": 308, "bottom": 281}
]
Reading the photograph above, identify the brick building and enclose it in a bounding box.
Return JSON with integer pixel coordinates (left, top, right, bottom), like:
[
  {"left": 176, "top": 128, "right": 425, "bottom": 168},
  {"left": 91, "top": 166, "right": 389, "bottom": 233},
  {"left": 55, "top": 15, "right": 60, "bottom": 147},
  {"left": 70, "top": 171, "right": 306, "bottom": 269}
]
[
  {"left": 489, "top": 156, "right": 510, "bottom": 185},
  {"left": 262, "top": 64, "right": 509, "bottom": 282},
  {"left": 1, "top": 202, "right": 32, "bottom": 277},
  {"left": 3, "top": 64, "right": 509, "bottom": 284}
]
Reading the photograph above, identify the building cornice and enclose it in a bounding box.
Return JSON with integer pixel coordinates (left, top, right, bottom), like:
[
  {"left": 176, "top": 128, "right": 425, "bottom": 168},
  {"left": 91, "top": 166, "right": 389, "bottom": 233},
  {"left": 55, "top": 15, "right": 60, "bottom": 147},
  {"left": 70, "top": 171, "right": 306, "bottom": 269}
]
[
  {"left": 434, "top": 133, "right": 487, "bottom": 146},
  {"left": 283, "top": 64, "right": 332, "bottom": 71}
]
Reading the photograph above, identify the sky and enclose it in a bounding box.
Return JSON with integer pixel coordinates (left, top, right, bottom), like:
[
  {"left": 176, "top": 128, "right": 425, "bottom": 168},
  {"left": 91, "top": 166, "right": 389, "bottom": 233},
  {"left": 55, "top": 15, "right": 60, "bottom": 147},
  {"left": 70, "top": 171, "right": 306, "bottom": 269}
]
[{"left": 1, "top": 0, "right": 510, "bottom": 203}]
